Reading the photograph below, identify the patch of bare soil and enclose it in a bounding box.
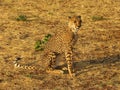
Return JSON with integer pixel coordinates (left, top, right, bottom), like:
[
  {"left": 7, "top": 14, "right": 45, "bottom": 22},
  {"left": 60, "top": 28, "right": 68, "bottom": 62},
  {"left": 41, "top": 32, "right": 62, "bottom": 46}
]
[{"left": 0, "top": 0, "right": 120, "bottom": 89}]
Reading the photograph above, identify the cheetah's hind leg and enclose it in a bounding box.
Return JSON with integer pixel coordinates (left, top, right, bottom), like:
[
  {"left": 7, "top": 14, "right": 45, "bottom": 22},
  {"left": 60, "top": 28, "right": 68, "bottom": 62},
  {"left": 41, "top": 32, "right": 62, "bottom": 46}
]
[{"left": 46, "top": 52, "right": 63, "bottom": 74}]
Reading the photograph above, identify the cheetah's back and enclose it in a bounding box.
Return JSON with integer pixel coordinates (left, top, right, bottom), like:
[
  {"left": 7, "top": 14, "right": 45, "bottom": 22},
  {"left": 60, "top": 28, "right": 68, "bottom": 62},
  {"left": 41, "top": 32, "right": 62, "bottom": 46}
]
[{"left": 44, "top": 28, "right": 74, "bottom": 53}]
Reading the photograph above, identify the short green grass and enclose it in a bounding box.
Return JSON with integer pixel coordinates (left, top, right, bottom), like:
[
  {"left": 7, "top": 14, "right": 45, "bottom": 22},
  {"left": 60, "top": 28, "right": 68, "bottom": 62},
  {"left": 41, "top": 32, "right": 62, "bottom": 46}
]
[
  {"left": 16, "top": 15, "right": 27, "bottom": 21},
  {"left": 92, "top": 15, "right": 106, "bottom": 21}
]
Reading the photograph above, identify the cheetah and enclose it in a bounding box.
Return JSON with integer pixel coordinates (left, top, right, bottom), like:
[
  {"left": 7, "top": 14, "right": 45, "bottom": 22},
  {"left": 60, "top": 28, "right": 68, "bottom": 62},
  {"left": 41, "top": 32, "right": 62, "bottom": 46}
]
[{"left": 14, "top": 15, "right": 82, "bottom": 77}]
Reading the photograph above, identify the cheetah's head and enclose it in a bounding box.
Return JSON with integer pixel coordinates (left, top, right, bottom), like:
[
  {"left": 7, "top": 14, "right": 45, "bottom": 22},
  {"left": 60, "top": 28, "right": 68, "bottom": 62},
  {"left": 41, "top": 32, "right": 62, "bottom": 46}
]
[{"left": 68, "top": 15, "right": 82, "bottom": 34}]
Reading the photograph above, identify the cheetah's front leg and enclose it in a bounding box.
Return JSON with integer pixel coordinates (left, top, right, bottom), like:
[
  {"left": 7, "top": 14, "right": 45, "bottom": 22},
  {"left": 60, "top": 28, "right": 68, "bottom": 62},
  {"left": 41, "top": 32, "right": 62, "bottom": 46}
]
[{"left": 65, "top": 48, "right": 75, "bottom": 77}]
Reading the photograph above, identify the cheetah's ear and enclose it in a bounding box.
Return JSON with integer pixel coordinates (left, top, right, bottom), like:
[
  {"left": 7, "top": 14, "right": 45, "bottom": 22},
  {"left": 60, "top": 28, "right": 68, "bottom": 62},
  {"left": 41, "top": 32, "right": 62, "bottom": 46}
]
[{"left": 77, "top": 15, "right": 81, "bottom": 18}]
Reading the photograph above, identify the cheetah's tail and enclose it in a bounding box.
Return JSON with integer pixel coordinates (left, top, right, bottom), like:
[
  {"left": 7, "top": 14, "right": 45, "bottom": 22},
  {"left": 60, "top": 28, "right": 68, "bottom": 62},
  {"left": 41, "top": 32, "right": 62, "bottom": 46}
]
[{"left": 13, "top": 60, "right": 36, "bottom": 69}]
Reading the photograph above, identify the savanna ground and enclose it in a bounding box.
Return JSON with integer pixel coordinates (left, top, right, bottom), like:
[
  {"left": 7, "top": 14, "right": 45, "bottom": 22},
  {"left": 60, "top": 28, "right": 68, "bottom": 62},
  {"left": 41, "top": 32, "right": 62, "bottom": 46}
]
[{"left": 0, "top": 0, "right": 120, "bottom": 90}]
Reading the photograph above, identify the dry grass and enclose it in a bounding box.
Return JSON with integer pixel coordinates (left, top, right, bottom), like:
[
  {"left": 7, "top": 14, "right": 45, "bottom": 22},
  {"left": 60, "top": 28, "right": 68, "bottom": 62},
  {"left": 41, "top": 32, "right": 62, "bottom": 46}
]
[{"left": 0, "top": 0, "right": 120, "bottom": 89}]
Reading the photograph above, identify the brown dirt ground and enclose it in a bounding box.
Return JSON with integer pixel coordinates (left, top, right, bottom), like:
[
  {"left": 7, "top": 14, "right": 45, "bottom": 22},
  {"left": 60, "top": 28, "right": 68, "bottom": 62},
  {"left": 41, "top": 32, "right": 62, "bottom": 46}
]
[{"left": 0, "top": 0, "right": 120, "bottom": 90}]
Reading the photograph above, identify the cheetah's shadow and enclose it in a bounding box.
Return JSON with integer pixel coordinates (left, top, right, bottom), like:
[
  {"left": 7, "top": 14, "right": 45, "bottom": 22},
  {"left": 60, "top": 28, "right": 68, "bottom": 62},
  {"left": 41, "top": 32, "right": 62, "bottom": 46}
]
[{"left": 56, "top": 54, "right": 120, "bottom": 76}]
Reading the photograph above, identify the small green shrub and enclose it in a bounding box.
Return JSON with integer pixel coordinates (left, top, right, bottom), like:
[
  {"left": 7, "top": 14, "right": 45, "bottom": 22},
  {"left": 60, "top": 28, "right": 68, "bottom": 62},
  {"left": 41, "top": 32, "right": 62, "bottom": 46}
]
[
  {"left": 35, "top": 34, "right": 52, "bottom": 51},
  {"left": 43, "top": 34, "right": 52, "bottom": 43},
  {"left": 92, "top": 15, "right": 105, "bottom": 21},
  {"left": 35, "top": 40, "right": 44, "bottom": 51},
  {"left": 16, "top": 15, "right": 27, "bottom": 21},
  {"left": 25, "top": 74, "right": 33, "bottom": 78}
]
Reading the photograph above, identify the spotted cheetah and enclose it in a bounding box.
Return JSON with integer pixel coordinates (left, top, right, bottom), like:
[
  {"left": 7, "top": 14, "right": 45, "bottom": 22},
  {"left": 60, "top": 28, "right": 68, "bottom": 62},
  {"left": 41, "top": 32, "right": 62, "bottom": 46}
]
[{"left": 14, "top": 15, "right": 82, "bottom": 77}]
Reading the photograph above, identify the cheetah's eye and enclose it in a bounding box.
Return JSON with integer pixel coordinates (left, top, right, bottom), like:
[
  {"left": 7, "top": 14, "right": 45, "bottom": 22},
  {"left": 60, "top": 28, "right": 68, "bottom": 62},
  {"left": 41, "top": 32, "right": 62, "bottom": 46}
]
[
  {"left": 74, "top": 21, "right": 76, "bottom": 23},
  {"left": 77, "top": 16, "right": 81, "bottom": 18}
]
